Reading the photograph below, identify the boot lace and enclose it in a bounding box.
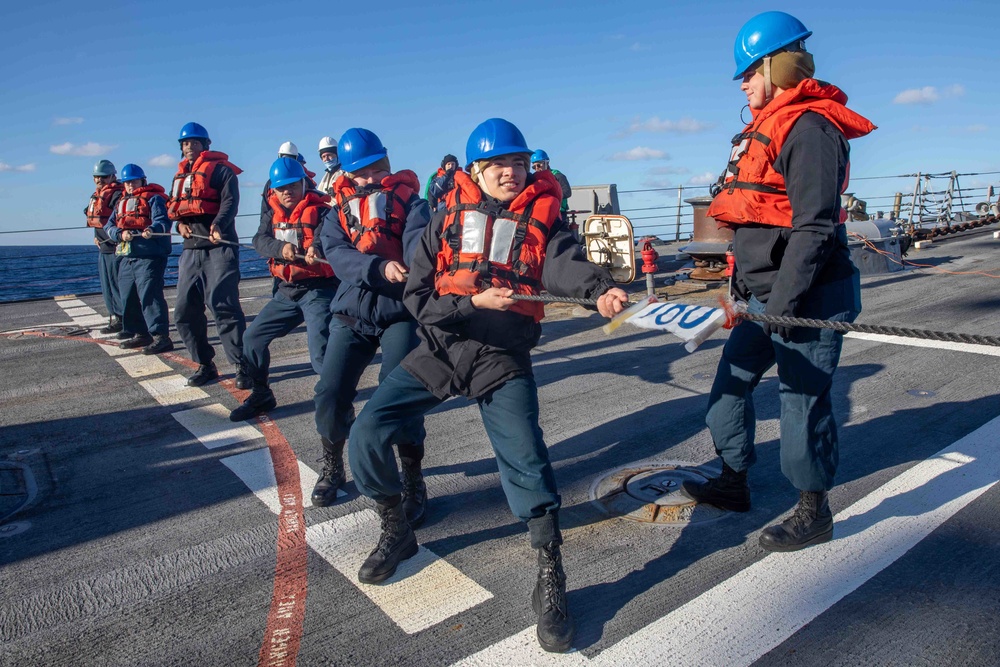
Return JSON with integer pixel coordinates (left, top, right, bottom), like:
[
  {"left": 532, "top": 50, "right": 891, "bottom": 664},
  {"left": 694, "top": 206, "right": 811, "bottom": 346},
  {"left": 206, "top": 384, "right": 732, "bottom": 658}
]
[{"left": 538, "top": 547, "right": 568, "bottom": 616}]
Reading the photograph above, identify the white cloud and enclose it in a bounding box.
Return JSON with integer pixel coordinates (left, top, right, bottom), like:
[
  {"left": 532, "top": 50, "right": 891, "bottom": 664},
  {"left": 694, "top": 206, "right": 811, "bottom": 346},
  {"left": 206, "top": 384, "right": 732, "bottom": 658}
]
[
  {"left": 53, "top": 116, "right": 84, "bottom": 125},
  {"left": 649, "top": 166, "right": 689, "bottom": 175},
  {"left": 640, "top": 178, "right": 675, "bottom": 189},
  {"left": 629, "top": 42, "right": 650, "bottom": 52},
  {"left": 609, "top": 146, "right": 669, "bottom": 161},
  {"left": 965, "top": 124, "right": 988, "bottom": 133},
  {"left": 893, "top": 87, "right": 940, "bottom": 105},
  {"left": 50, "top": 141, "right": 117, "bottom": 156},
  {"left": 0, "top": 162, "right": 36, "bottom": 172},
  {"left": 148, "top": 154, "right": 176, "bottom": 167},
  {"left": 688, "top": 171, "right": 717, "bottom": 185},
  {"left": 893, "top": 84, "right": 965, "bottom": 105},
  {"left": 617, "top": 116, "right": 714, "bottom": 138}
]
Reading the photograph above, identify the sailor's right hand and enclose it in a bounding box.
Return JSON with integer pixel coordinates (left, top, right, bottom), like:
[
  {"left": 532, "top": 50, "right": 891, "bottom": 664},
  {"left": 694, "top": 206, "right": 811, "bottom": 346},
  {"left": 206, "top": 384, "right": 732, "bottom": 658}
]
[
  {"left": 93, "top": 238, "right": 100, "bottom": 247},
  {"left": 281, "top": 243, "right": 296, "bottom": 262},
  {"left": 383, "top": 260, "right": 409, "bottom": 283},
  {"left": 471, "top": 287, "right": 515, "bottom": 311},
  {"left": 121, "top": 230, "right": 134, "bottom": 242},
  {"left": 177, "top": 223, "right": 192, "bottom": 239}
]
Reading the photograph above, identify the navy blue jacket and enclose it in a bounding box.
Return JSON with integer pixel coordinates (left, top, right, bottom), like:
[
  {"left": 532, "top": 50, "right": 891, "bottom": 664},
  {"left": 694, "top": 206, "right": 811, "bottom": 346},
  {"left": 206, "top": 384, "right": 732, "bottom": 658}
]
[
  {"left": 319, "top": 188, "right": 431, "bottom": 336},
  {"left": 104, "top": 193, "right": 172, "bottom": 258}
]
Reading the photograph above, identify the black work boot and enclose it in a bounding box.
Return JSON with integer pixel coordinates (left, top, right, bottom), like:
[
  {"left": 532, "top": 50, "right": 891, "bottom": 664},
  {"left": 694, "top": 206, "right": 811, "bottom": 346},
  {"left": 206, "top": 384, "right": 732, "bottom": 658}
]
[
  {"left": 358, "top": 497, "right": 418, "bottom": 584},
  {"left": 99, "top": 315, "right": 123, "bottom": 335},
  {"left": 187, "top": 362, "right": 219, "bottom": 387},
  {"left": 759, "top": 490, "right": 833, "bottom": 552},
  {"left": 532, "top": 542, "right": 575, "bottom": 653},
  {"left": 119, "top": 333, "right": 153, "bottom": 350},
  {"left": 142, "top": 335, "right": 174, "bottom": 355},
  {"left": 229, "top": 383, "right": 277, "bottom": 421},
  {"left": 311, "top": 438, "right": 346, "bottom": 507},
  {"left": 115, "top": 330, "right": 135, "bottom": 341},
  {"left": 400, "top": 457, "right": 427, "bottom": 528},
  {"left": 680, "top": 461, "right": 751, "bottom": 512},
  {"left": 234, "top": 360, "right": 252, "bottom": 390}
]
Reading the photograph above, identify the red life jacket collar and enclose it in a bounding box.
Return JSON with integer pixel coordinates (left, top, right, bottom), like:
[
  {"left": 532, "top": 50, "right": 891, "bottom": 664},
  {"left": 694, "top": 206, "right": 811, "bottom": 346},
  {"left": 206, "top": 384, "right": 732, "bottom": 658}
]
[
  {"left": 751, "top": 78, "right": 877, "bottom": 140},
  {"left": 178, "top": 150, "right": 244, "bottom": 175}
]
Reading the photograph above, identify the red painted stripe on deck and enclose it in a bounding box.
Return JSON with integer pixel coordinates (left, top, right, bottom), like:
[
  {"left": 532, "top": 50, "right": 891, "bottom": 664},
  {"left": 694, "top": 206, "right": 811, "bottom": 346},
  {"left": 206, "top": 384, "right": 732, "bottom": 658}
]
[{"left": 11, "top": 332, "right": 309, "bottom": 666}]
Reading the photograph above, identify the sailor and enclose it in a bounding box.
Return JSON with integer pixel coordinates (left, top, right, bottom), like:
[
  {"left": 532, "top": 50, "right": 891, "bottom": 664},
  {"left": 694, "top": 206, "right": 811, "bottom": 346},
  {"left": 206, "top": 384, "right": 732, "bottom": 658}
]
[
  {"left": 423, "top": 153, "right": 459, "bottom": 211},
  {"left": 530, "top": 149, "right": 572, "bottom": 217},
  {"left": 260, "top": 142, "right": 317, "bottom": 214},
  {"left": 310, "top": 128, "right": 430, "bottom": 515},
  {"left": 167, "top": 122, "right": 249, "bottom": 387},
  {"left": 85, "top": 159, "right": 126, "bottom": 335},
  {"left": 346, "top": 118, "right": 628, "bottom": 653},
  {"left": 681, "top": 12, "right": 874, "bottom": 552},
  {"left": 316, "top": 136, "right": 343, "bottom": 196},
  {"left": 229, "top": 157, "right": 338, "bottom": 421},
  {"left": 104, "top": 163, "right": 174, "bottom": 354}
]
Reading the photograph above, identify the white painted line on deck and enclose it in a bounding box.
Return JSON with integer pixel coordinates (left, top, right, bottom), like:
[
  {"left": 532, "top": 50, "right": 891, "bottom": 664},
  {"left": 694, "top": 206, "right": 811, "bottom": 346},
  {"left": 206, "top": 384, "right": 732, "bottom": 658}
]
[
  {"left": 846, "top": 331, "right": 1000, "bottom": 357},
  {"left": 54, "top": 299, "right": 87, "bottom": 309},
  {"left": 308, "top": 511, "right": 494, "bottom": 634},
  {"left": 116, "top": 354, "right": 172, "bottom": 379},
  {"left": 220, "top": 448, "right": 338, "bottom": 512},
  {"left": 138, "top": 375, "right": 209, "bottom": 407},
  {"left": 172, "top": 404, "right": 263, "bottom": 450},
  {"left": 454, "top": 414, "right": 1000, "bottom": 667},
  {"left": 73, "top": 315, "right": 109, "bottom": 327},
  {"left": 62, "top": 306, "right": 98, "bottom": 318},
  {"left": 100, "top": 342, "right": 139, "bottom": 357}
]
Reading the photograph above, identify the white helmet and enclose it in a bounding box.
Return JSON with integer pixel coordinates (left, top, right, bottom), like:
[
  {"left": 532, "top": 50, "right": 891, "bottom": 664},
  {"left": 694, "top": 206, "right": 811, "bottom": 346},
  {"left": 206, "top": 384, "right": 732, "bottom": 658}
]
[
  {"left": 318, "top": 136, "right": 338, "bottom": 154},
  {"left": 278, "top": 141, "right": 299, "bottom": 158}
]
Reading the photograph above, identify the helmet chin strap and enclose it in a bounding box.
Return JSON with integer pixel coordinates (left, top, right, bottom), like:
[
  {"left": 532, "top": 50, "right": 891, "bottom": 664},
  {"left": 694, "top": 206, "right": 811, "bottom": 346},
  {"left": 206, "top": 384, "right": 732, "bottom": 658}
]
[{"left": 763, "top": 55, "right": 773, "bottom": 102}]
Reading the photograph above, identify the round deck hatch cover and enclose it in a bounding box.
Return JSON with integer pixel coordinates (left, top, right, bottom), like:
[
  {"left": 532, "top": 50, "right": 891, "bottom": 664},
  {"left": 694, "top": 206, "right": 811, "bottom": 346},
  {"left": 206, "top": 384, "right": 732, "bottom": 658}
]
[{"left": 590, "top": 462, "right": 729, "bottom": 525}]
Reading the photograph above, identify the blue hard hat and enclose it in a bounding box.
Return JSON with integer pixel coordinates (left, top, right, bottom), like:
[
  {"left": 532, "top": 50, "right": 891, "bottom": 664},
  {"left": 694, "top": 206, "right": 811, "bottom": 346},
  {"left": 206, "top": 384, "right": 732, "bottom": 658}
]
[
  {"left": 732, "top": 11, "right": 812, "bottom": 79},
  {"left": 338, "top": 128, "right": 388, "bottom": 173},
  {"left": 530, "top": 149, "right": 549, "bottom": 163},
  {"left": 120, "top": 163, "right": 146, "bottom": 182},
  {"left": 178, "top": 122, "right": 211, "bottom": 143},
  {"left": 93, "top": 159, "right": 116, "bottom": 176},
  {"left": 269, "top": 157, "right": 306, "bottom": 189},
  {"left": 465, "top": 118, "right": 531, "bottom": 169}
]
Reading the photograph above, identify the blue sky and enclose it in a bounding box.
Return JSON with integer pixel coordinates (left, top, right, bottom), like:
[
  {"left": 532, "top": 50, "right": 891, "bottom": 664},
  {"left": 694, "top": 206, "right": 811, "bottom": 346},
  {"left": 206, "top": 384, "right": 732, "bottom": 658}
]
[{"left": 2, "top": 0, "right": 999, "bottom": 245}]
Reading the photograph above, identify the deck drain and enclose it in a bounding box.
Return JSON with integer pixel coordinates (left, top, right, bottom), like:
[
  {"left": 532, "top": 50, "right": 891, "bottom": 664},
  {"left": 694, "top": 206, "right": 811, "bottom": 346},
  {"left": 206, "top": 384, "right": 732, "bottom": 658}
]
[
  {"left": 0, "top": 521, "right": 31, "bottom": 538},
  {"left": 590, "top": 461, "right": 729, "bottom": 525},
  {"left": 907, "top": 389, "right": 937, "bottom": 398}
]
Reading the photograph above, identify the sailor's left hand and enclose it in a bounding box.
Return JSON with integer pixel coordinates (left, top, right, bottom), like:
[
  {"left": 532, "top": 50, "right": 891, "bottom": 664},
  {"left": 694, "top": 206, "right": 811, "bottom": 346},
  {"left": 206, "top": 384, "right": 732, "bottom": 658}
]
[
  {"left": 304, "top": 246, "right": 319, "bottom": 265},
  {"left": 209, "top": 224, "right": 222, "bottom": 244},
  {"left": 141, "top": 228, "right": 153, "bottom": 240},
  {"left": 121, "top": 230, "right": 134, "bottom": 242},
  {"left": 597, "top": 287, "right": 629, "bottom": 318}
]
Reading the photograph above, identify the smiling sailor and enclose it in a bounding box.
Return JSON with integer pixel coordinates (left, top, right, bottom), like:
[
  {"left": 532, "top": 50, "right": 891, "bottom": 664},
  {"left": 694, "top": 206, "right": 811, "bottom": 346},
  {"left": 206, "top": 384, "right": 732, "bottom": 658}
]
[{"left": 345, "top": 118, "right": 628, "bottom": 654}]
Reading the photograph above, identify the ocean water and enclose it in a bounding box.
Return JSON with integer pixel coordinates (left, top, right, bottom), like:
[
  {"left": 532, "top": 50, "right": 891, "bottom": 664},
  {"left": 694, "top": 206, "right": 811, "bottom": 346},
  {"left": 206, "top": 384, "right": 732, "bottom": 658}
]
[{"left": 0, "top": 244, "right": 271, "bottom": 303}]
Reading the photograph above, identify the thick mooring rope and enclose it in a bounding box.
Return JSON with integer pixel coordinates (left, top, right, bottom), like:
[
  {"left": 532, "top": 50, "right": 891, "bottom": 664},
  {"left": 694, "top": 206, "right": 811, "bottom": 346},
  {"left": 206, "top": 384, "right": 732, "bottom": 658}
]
[{"left": 510, "top": 294, "right": 1000, "bottom": 347}]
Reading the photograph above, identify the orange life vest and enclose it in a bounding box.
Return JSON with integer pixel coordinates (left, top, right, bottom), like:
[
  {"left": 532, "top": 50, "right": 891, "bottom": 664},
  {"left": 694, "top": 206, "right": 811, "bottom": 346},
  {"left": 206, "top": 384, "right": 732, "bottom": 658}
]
[
  {"left": 333, "top": 170, "right": 419, "bottom": 265},
  {"left": 435, "top": 170, "right": 561, "bottom": 322},
  {"left": 167, "top": 151, "right": 243, "bottom": 219},
  {"left": 707, "top": 78, "right": 876, "bottom": 229},
  {"left": 86, "top": 182, "right": 124, "bottom": 228},
  {"left": 268, "top": 191, "right": 335, "bottom": 282},
  {"left": 115, "top": 184, "right": 168, "bottom": 230}
]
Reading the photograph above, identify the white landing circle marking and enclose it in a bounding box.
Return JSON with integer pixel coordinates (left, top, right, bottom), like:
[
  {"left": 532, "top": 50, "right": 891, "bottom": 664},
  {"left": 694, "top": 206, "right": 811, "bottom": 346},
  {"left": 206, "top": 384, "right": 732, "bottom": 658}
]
[
  {"left": 116, "top": 354, "right": 173, "bottom": 379},
  {"left": 453, "top": 414, "right": 1000, "bottom": 667},
  {"left": 846, "top": 331, "right": 1000, "bottom": 357}
]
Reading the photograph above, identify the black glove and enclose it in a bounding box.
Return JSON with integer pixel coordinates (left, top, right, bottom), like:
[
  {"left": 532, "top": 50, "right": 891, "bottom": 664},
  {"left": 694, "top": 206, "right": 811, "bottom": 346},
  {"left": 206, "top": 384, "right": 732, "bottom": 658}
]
[{"left": 762, "top": 320, "right": 793, "bottom": 341}]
